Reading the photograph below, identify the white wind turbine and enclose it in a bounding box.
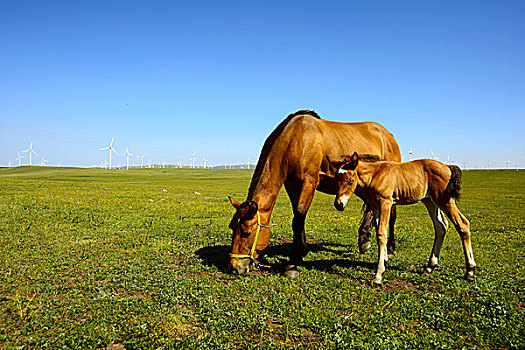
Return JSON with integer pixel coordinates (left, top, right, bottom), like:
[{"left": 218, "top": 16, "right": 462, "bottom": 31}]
[
  {"left": 430, "top": 150, "right": 439, "bottom": 160},
  {"left": 203, "top": 158, "right": 208, "bottom": 169},
  {"left": 40, "top": 157, "right": 49, "bottom": 166},
  {"left": 99, "top": 137, "right": 119, "bottom": 169},
  {"left": 408, "top": 148, "right": 413, "bottom": 161},
  {"left": 126, "top": 147, "right": 133, "bottom": 170},
  {"left": 192, "top": 153, "right": 196, "bottom": 168},
  {"left": 446, "top": 155, "right": 453, "bottom": 165},
  {"left": 23, "top": 142, "right": 38, "bottom": 166},
  {"left": 16, "top": 152, "right": 24, "bottom": 166},
  {"left": 136, "top": 154, "right": 145, "bottom": 168},
  {"left": 8, "top": 160, "right": 12, "bottom": 167}
]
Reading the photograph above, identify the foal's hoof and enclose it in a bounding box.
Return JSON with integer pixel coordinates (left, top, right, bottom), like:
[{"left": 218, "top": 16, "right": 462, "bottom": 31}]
[
  {"left": 464, "top": 271, "right": 475, "bottom": 282},
  {"left": 282, "top": 265, "right": 300, "bottom": 279},
  {"left": 387, "top": 246, "right": 395, "bottom": 256},
  {"left": 359, "top": 241, "right": 372, "bottom": 254}
]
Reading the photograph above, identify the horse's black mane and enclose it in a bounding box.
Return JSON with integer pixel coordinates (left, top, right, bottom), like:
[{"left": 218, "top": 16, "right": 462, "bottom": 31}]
[
  {"left": 247, "top": 110, "right": 321, "bottom": 199},
  {"left": 358, "top": 154, "right": 382, "bottom": 162}
]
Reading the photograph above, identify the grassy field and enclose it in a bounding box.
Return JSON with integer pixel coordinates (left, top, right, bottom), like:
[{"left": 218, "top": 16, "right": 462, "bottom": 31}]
[{"left": 0, "top": 166, "right": 523, "bottom": 349}]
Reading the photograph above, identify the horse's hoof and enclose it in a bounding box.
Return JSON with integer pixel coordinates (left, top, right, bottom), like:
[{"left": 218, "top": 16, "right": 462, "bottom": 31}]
[
  {"left": 372, "top": 280, "right": 383, "bottom": 288},
  {"left": 359, "top": 241, "right": 371, "bottom": 254},
  {"left": 464, "top": 272, "right": 475, "bottom": 282},
  {"left": 423, "top": 267, "right": 434, "bottom": 275},
  {"left": 282, "top": 265, "right": 300, "bottom": 279}
]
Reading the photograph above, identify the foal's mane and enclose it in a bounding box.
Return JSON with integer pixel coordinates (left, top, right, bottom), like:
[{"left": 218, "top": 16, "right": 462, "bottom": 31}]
[{"left": 247, "top": 110, "right": 321, "bottom": 199}]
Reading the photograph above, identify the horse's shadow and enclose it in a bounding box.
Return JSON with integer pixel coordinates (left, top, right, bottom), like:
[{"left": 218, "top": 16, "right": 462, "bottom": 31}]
[{"left": 194, "top": 242, "right": 391, "bottom": 275}]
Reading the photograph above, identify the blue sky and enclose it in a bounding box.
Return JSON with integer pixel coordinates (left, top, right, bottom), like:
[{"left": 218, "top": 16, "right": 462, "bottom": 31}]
[{"left": 1, "top": 1, "right": 524, "bottom": 168}]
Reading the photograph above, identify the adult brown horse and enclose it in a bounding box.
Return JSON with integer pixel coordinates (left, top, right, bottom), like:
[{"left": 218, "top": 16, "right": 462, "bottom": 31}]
[{"left": 228, "top": 110, "right": 401, "bottom": 277}]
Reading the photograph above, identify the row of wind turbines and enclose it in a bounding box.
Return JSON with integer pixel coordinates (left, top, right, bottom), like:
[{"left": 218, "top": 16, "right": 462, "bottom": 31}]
[
  {"left": 10, "top": 142, "right": 50, "bottom": 167},
  {"left": 98, "top": 137, "right": 219, "bottom": 170},
  {"left": 7, "top": 140, "right": 516, "bottom": 170}
]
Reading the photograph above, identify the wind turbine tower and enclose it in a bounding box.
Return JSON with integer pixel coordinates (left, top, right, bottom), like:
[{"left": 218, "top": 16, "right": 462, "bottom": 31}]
[
  {"left": 408, "top": 148, "right": 413, "bottom": 161},
  {"left": 126, "top": 147, "right": 134, "bottom": 170},
  {"left": 192, "top": 153, "right": 196, "bottom": 168},
  {"left": 40, "top": 157, "right": 49, "bottom": 166},
  {"left": 203, "top": 158, "right": 208, "bottom": 169},
  {"left": 99, "top": 137, "right": 119, "bottom": 169},
  {"left": 16, "top": 152, "right": 24, "bottom": 166},
  {"left": 23, "top": 142, "right": 38, "bottom": 166}
]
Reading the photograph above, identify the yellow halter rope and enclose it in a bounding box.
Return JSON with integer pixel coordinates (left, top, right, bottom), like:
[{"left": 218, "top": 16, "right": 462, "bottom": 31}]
[{"left": 229, "top": 211, "right": 268, "bottom": 261}]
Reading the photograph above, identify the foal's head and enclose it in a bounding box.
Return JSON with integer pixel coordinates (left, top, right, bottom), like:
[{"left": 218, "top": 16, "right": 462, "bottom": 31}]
[
  {"left": 227, "top": 196, "right": 270, "bottom": 275},
  {"left": 330, "top": 152, "right": 359, "bottom": 211}
]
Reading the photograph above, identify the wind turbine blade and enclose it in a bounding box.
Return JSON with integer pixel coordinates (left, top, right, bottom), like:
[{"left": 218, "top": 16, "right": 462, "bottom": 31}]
[
  {"left": 110, "top": 137, "right": 114, "bottom": 147},
  {"left": 100, "top": 147, "right": 109, "bottom": 151},
  {"left": 112, "top": 148, "right": 119, "bottom": 156}
]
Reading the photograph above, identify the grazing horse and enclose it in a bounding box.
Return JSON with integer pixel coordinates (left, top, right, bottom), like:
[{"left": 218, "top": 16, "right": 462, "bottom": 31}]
[
  {"left": 228, "top": 110, "right": 401, "bottom": 277},
  {"left": 329, "top": 152, "right": 476, "bottom": 286}
]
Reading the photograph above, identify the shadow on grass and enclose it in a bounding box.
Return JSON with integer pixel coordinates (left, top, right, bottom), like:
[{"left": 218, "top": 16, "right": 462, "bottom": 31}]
[{"left": 194, "top": 242, "right": 398, "bottom": 275}]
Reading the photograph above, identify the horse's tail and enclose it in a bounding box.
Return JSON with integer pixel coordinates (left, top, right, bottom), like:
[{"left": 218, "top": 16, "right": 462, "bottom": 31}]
[{"left": 445, "top": 165, "right": 462, "bottom": 200}]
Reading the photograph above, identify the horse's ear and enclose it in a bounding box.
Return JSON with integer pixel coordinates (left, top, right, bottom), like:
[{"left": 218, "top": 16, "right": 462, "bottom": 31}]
[
  {"left": 347, "top": 152, "right": 359, "bottom": 170},
  {"left": 238, "top": 201, "right": 258, "bottom": 221},
  {"left": 247, "top": 201, "right": 258, "bottom": 218},
  {"left": 326, "top": 155, "right": 346, "bottom": 169},
  {"left": 229, "top": 196, "right": 241, "bottom": 209}
]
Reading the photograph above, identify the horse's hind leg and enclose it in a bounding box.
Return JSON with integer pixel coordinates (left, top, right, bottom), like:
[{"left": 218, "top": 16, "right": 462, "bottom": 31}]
[
  {"left": 283, "top": 178, "right": 317, "bottom": 278},
  {"left": 358, "top": 206, "right": 374, "bottom": 253},
  {"left": 423, "top": 199, "right": 449, "bottom": 274},
  {"left": 387, "top": 205, "right": 397, "bottom": 255},
  {"left": 441, "top": 200, "right": 476, "bottom": 281}
]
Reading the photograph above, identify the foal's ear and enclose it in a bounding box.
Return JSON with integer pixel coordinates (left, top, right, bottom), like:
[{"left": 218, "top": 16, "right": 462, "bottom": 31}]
[
  {"left": 228, "top": 196, "right": 241, "bottom": 209},
  {"left": 347, "top": 152, "right": 359, "bottom": 170},
  {"left": 326, "top": 155, "right": 346, "bottom": 169}
]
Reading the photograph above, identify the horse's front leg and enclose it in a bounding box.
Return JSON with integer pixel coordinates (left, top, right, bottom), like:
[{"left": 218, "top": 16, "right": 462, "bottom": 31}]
[
  {"left": 284, "top": 178, "right": 317, "bottom": 278},
  {"left": 373, "top": 199, "right": 392, "bottom": 286}
]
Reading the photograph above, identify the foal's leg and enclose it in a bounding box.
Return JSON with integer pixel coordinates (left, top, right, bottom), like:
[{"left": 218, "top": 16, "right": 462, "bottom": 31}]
[
  {"left": 441, "top": 200, "right": 477, "bottom": 281},
  {"left": 423, "top": 199, "right": 449, "bottom": 274},
  {"left": 373, "top": 199, "right": 392, "bottom": 286},
  {"left": 283, "top": 178, "right": 317, "bottom": 278}
]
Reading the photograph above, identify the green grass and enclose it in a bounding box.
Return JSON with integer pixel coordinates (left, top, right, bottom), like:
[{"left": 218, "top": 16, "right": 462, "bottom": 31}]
[{"left": 0, "top": 166, "right": 523, "bottom": 349}]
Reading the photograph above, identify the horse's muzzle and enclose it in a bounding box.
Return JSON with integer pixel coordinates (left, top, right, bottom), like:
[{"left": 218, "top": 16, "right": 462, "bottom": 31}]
[
  {"left": 334, "top": 199, "right": 345, "bottom": 211},
  {"left": 229, "top": 258, "right": 250, "bottom": 275}
]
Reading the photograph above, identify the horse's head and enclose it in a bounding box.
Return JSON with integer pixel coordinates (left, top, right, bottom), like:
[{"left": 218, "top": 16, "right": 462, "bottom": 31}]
[
  {"left": 330, "top": 152, "right": 359, "bottom": 211},
  {"left": 227, "top": 196, "right": 270, "bottom": 275}
]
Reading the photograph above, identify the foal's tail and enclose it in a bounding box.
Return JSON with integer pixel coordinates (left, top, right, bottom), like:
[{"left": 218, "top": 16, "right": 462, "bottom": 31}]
[{"left": 445, "top": 165, "right": 462, "bottom": 200}]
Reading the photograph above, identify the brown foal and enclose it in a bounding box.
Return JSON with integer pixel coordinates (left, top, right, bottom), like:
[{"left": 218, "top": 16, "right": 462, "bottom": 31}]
[{"left": 330, "top": 152, "right": 476, "bottom": 286}]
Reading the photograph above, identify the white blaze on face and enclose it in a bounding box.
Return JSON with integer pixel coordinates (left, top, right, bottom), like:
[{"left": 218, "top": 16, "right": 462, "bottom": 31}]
[
  {"left": 337, "top": 168, "right": 348, "bottom": 175},
  {"left": 338, "top": 194, "right": 350, "bottom": 209}
]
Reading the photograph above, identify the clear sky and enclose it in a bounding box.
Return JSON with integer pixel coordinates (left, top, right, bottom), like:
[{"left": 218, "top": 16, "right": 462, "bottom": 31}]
[{"left": 1, "top": 0, "right": 524, "bottom": 169}]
